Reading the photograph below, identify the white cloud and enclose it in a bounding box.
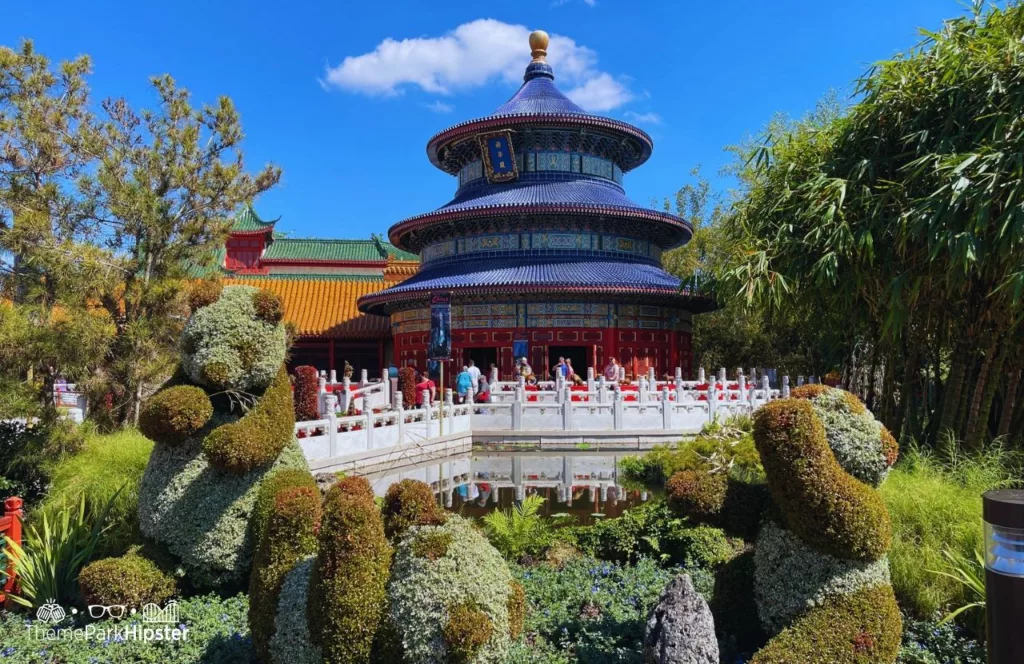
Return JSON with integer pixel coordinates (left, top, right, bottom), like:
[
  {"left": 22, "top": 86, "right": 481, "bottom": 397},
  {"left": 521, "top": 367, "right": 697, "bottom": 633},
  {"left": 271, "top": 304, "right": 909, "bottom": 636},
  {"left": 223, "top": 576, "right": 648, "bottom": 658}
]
[
  {"left": 323, "top": 19, "right": 633, "bottom": 112},
  {"left": 566, "top": 73, "right": 633, "bottom": 112},
  {"left": 623, "top": 110, "right": 662, "bottom": 125},
  {"left": 422, "top": 100, "right": 455, "bottom": 113}
]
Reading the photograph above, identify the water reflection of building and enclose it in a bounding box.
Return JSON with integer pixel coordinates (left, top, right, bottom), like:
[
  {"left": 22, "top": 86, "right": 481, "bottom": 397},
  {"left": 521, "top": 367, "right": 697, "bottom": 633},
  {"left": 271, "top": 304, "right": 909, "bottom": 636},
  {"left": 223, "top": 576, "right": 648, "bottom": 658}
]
[{"left": 363, "top": 452, "right": 650, "bottom": 525}]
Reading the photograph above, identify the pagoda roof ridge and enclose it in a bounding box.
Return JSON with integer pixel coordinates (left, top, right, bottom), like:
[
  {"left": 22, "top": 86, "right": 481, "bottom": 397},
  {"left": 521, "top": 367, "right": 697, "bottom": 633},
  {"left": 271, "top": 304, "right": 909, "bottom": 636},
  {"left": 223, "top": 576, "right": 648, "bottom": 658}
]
[{"left": 230, "top": 203, "right": 280, "bottom": 235}]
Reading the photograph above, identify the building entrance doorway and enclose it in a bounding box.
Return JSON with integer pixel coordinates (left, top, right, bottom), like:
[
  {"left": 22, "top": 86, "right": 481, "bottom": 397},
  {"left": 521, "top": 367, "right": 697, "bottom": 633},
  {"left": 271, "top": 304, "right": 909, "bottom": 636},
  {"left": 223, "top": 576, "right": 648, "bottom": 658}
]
[
  {"left": 547, "top": 346, "right": 588, "bottom": 380},
  {"left": 463, "top": 347, "right": 498, "bottom": 378}
]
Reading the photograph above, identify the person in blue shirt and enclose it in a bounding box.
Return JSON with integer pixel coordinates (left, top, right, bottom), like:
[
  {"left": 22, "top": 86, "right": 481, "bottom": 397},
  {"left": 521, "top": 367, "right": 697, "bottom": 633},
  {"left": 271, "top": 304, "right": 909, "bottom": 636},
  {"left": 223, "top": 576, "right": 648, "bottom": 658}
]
[{"left": 456, "top": 365, "right": 474, "bottom": 403}]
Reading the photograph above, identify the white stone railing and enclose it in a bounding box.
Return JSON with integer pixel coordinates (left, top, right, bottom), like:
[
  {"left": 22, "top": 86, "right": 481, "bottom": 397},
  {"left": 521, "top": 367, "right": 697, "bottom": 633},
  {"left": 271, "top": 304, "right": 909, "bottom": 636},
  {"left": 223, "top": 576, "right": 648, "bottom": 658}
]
[{"left": 313, "top": 368, "right": 390, "bottom": 416}]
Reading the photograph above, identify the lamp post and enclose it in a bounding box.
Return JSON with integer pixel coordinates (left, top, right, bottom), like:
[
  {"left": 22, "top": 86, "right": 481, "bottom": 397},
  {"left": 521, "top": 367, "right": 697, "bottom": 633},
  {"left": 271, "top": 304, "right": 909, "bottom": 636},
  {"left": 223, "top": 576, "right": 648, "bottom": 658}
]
[{"left": 983, "top": 489, "right": 1024, "bottom": 664}]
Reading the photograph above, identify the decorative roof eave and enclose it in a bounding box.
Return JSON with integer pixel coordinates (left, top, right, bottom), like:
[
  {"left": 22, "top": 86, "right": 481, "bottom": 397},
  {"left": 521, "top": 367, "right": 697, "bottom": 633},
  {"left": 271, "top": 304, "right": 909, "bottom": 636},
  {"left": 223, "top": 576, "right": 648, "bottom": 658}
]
[
  {"left": 388, "top": 203, "right": 693, "bottom": 252},
  {"left": 229, "top": 226, "right": 276, "bottom": 238},
  {"left": 358, "top": 283, "right": 715, "bottom": 316},
  {"left": 426, "top": 114, "right": 654, "bottom": 174},
  {"left": 258, "top": 257, "right": 389, "bottom": 268},
  {"left": 229, "top": 204, "right": 280, "bottom": 236}
]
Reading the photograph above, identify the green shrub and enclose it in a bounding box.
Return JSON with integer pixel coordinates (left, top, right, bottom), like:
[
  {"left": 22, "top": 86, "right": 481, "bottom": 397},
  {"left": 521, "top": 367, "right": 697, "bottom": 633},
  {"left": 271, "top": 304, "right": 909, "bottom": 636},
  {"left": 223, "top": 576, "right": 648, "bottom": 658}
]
[
  {"left": 411, "top": 530, "right": 454, "bottom": 560},
  {"left": 754, "top": 521, "right": 891, "bottom": 635},
  {"left": 482, "top": 494, "right": 552, "bottom": 561},
  {"left": 619, "top": 425, "right": 763, "bottom": 491},
  {"left": 139, "top": 385, "right": 213, "bottom": 446},
  {"left": 881, "top": 445, "right": 1011, "bottom": 619},
  {"left": 78, "top": 549, "right": 177, "bottom": 608},
  {"left": 751, "top": 584, "right": 902, "bottom": 664},
  {"left": 381, "top": 478, "right": 446, "bottom": 541},
  {"left": 710, "top": 550, "right": 765, "bottom": 656},
  {"left": 389, "top": 515, "right": 514, "bottom": 664},
  {"left": 0, "top": 420, "right": 50, "bottom": 504},
  {"left": 512, "top": 556, "right": 697, "bottom": 664},
  {"left": 180, "top": 284, "right": 287, "bottom": 392},
  {"left": 308, "top": 476, "right": 392, "bottom": 663},
  {"left": 0, "top": 591, "right": 255, "bottom": 663},
  {"left": 897, "top": 614, "right": 985, "bottom": 663},
  {"left": 251, "top": 468, "right": 319, "bottom": 543},
  {"left": 188, "top": 278, "right": 223, "bottom": 312},
  {"left": 203, "top": 367, "right": 295, "bottom": 474},
  {"left": 269, "top": 556, "right": 322, "bottom": 664},
  {"left": 40, "top": 427, "right": 153, "bottom": 556},
  {"left": 5, "top": 495, "right": 115, "bottom": 608},
  {"left": 753, "top": 400, "right": 891, "bottom": 562},
  {"left": 666, "top": 470, "right": 727, "bottom": 520},
  {"left": 507, "top": 581, "right": 526, "bottom": 639},
  {"left": 444, "top": 601, "right": 495, "bottom": 664},
  {"left": 249, "top": 483, "right": 321, "bottom": 662},
  {"left": 252, "top": 288, "right": 284, "bottom": 324},
  {"left": 790, "top": 385, "right": 896, "bottom": 486},
  {"left": 137, "top": 431, "right": 308, "bottom": 589}
]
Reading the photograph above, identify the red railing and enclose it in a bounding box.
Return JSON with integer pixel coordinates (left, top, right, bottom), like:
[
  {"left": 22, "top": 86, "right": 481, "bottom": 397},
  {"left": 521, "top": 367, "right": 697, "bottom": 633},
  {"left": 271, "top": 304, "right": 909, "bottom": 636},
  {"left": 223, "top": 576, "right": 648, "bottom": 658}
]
[{"left": 0, "top": 497, "right": 24, "bottom": 607}]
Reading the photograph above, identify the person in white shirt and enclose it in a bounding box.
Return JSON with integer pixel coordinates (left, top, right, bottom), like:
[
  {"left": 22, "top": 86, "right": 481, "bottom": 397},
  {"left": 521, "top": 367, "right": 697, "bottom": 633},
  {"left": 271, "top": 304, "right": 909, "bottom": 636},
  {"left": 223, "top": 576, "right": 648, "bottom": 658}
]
[{"left": 467, "top": 359, "right": 481, "bottom": 384}]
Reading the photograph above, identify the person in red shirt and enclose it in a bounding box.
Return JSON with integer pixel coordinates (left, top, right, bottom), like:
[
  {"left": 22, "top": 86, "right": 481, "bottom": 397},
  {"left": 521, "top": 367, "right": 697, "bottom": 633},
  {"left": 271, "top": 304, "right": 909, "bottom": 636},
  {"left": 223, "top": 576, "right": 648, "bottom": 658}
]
[{"left": 415, "top": 371, "right": 436, "bottom": 406}]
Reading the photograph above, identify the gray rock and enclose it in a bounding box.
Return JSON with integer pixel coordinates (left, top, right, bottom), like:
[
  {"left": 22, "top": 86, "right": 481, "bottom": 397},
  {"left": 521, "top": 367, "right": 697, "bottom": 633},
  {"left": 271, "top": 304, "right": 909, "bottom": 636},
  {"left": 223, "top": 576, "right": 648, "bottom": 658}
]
[
  {"left": 314, "top": 471, "right": 340, "bottom": 494},
  {"left": 643, "top": 574, "right": 719, "bottom": 664}
]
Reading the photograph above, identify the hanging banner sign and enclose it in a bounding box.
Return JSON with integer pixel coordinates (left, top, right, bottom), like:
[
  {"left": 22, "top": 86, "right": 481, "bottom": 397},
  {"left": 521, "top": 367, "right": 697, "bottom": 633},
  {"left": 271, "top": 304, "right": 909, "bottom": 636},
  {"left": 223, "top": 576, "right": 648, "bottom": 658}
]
[
  {"left": 428, "top": 293, "right": 453, "bottom": 360},
  {"left": 478, "top": 130, "right": 518, "bottom": 183}
]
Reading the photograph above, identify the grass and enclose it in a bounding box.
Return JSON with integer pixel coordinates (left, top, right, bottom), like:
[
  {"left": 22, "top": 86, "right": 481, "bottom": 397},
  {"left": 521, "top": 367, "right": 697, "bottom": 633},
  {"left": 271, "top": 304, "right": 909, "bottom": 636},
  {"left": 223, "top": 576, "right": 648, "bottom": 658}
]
[
  {"left": 880, "top": 439, "right": 1020, "bottom": 623},
  {"left": 38, "top": 427, "right": 154, "bottom": 556}
]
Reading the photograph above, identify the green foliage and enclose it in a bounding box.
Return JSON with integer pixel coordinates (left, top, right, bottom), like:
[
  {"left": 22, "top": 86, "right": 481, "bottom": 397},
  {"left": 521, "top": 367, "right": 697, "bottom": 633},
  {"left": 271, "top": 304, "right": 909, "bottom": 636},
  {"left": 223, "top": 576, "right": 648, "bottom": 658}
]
[
  {"left": 754, "top": 521, "right": 891, "bottom": 635},
  {"left": 268, "top": 556, "right": 322, "bottom": 664},
  {"left": 308, "top": 476, "right": 392, "bottom": 664},
  {"left": 389, "top": 515, "right": 514, "bottom": 664},
  {"left": 137, "top": 430, "right": 308, "bottom": 589},
  {"left": 444, "top": 601, "right": 495, "bottom": 664},
  {"left": 0, "top": 419, "right": 52, "bottom": 504},
  {"left": 709, "top": 550, "right": 765, "bottom": 656},
  {"left": 411, "top": 530, "right": 454, "bottom": 561},
  {"left": 251, "top": 288, "right": 284, "bottom": 324},
  {"left": 562, "top": 500, "right": 743, "bottom": 569},
  {"left": 40, "top": 427, "right": 153, "bottom": 556},
  {"left": 0, "top": 591, "right": 255, "bottom": 663},
  {"left": 666, "top": 470, "right": 727, "bottom": 520},
  {"left": 381, "top": 478, "right": 446, "bottom": 541},
  {"left": 791, "top": 385, "right": 895, "bottom": 486},
  {"left": 4, "top": 493, "right": 116, "bottom": 608},
  {"left": 880, "top": 443, "right": 1012, "bottom": 620},
  {"left": 139, "top": 385, "right": 213, "bottom": 446},
  {"left": 751, "top": 584, "right": 902, "bottom": 664},
  {"left": 507, "top": 581, "right": 526, "bottom": 640},
  {"left": 929, "top": 547, "right": 986, "bottom": 632},
  {"left": 202, "top": 366, "right": 295, "bottom": 474},
  {"left": 512, "top": 556, "right": 701, "bottom": 664},
  {"left": 180, "top": 285, "right": 288, "bottom": 392},
  {"left": 897, "top": 614, "right": 985, "bottom": 664},
  {"left": 753, "top": 400, "right": 891, "bottom": 561},
  {"left": 249, "top": 482, "right": 321, "bottom": 663},
  {"left": 187, "top": 279, "right": 224, "bottom": 312},
  {"left": 250, "top": 467, "right": 319, "bottom": 544},
  {"left": 482, "top": 494, "right": 552, "bottom": 561},
  {"left": 78, "top": 548, "right": 177, "bottom": 608}
]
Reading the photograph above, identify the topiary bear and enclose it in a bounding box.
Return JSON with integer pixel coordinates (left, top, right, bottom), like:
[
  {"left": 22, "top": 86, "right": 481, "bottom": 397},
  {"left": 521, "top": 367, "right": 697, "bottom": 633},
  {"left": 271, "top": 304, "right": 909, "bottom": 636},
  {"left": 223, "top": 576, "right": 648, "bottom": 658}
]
[
  {"left": 136, "top": 284, "right": 309, "bottom": 589},
  {"left": 663, "top": 388, "right": 901, "bottom": 664}
]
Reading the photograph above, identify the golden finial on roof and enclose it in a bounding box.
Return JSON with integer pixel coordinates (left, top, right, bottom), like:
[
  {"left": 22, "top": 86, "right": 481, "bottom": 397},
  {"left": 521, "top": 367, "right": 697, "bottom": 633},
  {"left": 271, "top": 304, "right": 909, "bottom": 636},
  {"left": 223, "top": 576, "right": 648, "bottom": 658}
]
[{"left": 529, "top": 30, "right": 549, "bottom": 63}]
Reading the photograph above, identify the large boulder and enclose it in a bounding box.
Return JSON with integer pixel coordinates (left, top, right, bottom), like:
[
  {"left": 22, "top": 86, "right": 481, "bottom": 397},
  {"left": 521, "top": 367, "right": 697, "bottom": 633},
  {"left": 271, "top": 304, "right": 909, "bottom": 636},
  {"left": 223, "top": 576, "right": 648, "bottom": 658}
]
[{"left": 643, "top": 574, "right": 719, "bottom": 664}]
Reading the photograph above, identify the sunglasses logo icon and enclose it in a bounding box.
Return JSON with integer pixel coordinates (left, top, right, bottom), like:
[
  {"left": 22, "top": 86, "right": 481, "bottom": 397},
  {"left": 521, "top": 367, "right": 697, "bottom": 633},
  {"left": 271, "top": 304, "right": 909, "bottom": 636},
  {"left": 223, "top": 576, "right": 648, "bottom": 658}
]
[{"left": 88, "top": 604, "right": 127, "bottom": 619}]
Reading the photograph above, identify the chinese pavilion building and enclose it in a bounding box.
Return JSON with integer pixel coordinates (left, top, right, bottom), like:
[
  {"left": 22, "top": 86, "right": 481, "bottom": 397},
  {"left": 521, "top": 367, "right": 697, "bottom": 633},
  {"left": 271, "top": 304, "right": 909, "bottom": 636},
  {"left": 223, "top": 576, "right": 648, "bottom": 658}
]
[{"left": 356, "top": 31, "right": 711, "bottom": 379}]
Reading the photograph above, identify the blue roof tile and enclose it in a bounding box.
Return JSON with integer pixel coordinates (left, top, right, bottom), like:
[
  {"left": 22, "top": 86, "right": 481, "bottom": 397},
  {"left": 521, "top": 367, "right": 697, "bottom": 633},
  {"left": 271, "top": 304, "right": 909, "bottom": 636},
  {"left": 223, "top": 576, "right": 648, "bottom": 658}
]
[
  {"left": 491, "top": 70, "right": 587, "bottom": 116},
  {"left": 437, "top": 176, "right": 635, "bottom": 213}
]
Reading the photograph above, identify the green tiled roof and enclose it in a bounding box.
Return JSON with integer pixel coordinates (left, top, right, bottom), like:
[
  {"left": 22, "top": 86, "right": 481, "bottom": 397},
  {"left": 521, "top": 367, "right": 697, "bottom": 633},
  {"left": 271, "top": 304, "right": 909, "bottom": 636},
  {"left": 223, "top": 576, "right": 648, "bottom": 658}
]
[
  {"left": 262, "top": 234, "right": 418, "bottom": 263},
  {"left": 231, "top": 204, "right": 279, "bottom": 233}
]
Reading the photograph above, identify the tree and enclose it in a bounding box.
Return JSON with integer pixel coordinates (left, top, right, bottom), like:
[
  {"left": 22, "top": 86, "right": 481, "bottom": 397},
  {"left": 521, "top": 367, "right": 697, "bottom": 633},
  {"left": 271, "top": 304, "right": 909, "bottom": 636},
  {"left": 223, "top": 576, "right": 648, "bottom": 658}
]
[{"left": 720, "top": 3, "right": 1024, "bottom": 449}]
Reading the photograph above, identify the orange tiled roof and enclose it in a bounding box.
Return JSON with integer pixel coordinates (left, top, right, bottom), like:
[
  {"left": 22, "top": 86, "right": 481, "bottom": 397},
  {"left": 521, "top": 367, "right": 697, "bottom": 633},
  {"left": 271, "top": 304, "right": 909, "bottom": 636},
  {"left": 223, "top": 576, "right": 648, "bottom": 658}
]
[
  {"left": 384, "top": 258, "right": 420, "bottom": 284},
  {"left": 223, "top": 275, "right": 391, "bottom": 339}
]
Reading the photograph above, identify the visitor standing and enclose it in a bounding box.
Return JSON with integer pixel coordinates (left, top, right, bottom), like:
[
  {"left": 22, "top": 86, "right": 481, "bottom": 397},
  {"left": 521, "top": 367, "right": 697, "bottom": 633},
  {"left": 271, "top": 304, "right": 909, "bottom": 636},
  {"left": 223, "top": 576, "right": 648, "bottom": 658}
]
[
  {"left": 456, "top": 365, "right": 473, "bottom": 403},
  {"left": 415, "top": 371, "right": 436, "bottom": 406},
  {"left": 467, "top": 359, "right": 481, "bottom": 384},
  {"left": 565, "top": 358, "right": 575, "bottom": 380},
  {"left": 604, "top": 357, "right": 620, "bottom": 382}
]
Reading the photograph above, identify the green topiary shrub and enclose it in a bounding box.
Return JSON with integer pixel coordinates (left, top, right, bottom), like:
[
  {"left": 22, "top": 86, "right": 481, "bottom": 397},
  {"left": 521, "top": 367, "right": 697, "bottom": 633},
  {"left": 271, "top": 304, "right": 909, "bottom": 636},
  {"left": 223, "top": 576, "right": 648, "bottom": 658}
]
[
  {"left": 753, "top": 399, "right": 892, "bottom": 562},
  {"left": 251, "top": 468, "right": 319, "bottom": 543},
  {"left": 180, "top": 285, "right": 287, "bottom": 392},
  {"left": 710, "top": 550, "right": 764, "bottom": 655},
  {"left": 308, "top": 476, "right": 392, "bottom": 663},
  {"left": 187, "top": 279, "right": 223, "bottom": 312},
  {"left": 750, "top": 584, "right": 902, "bottom": 664},
  {"left": 292, "top": 365, "right": 320, "bottom": 422},
  {"left": 444, "top": 601, "right": 494, "bottom": 664},
  {"left": 388, "top": 515, "right": 515, "bottom": 664},
  {"left": 202, "top": 367, "right": 295, "bottom": 474},
  {"left": 78, "top": 549, "right": 177, "bottom": 609},
  {"left": 753, "top": 521, "right": 891, "bottom": 635},
  {"left": 382, "top": 478, "right": 446, "bottom": 541},
  {"left": 139, "top": 385, "right": 213, "bottom": 446},
  {"left": 252, "top": 288, "right": 284, "bottom": 324},
  {"left": 249, "top": 481, "right": 321, "bottom": 662},
  {"left": 666, "top": 470, "right": 727, "bottom": 520},
  {"left": 269, "top": 556, "right": 322, "bottom": 664},
  {"left": 507, "top": 581, "right": 525, "bottom": 640},
  {"left": 137, "top": 431, "right": 308, "bottom": 589},
  {"left": 790, "top": 385, "right": 897, "bottom": 486}
]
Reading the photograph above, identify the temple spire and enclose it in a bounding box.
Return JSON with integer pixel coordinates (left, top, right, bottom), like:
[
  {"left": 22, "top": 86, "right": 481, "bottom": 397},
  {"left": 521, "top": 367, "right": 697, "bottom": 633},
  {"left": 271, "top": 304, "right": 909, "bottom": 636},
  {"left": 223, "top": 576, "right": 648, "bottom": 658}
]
[{"left": 529, "top": 30, "right": 549, "bottom": 63}]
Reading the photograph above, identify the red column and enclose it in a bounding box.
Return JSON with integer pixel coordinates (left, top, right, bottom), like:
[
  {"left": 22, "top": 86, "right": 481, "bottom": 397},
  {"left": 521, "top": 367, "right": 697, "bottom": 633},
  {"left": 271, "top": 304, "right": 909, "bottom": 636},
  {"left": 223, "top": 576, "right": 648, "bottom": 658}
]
[{"left": 328, "top": 339, "right": 336, "bottom": 373}]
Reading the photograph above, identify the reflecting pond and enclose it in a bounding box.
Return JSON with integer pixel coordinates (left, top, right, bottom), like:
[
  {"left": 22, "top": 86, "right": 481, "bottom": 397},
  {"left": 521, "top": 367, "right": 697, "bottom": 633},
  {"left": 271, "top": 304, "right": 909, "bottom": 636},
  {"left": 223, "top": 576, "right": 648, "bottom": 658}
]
[{"left": 363, "top": 449, "right": 650, "bottom": 526}]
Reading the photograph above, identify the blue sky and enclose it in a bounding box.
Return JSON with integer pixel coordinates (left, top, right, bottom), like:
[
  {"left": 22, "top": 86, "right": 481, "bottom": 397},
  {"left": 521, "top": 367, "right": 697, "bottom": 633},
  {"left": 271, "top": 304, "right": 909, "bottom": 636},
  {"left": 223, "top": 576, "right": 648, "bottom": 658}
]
[{"left": 4, "top": 0, "right": 971, "bottom": 240}]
